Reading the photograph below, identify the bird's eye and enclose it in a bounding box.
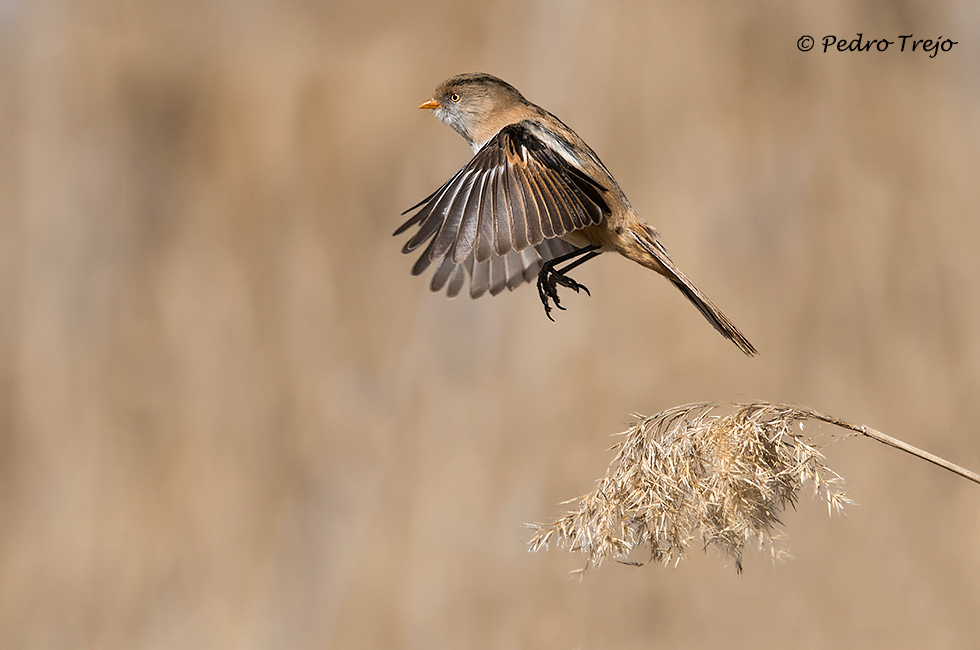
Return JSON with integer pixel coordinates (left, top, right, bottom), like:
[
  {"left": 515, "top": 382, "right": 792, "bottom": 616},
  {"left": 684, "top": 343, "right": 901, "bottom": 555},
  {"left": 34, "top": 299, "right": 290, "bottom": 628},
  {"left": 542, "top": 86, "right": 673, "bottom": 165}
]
[{"left": 450, "top": 93, "right": 460, "bottom": 103}]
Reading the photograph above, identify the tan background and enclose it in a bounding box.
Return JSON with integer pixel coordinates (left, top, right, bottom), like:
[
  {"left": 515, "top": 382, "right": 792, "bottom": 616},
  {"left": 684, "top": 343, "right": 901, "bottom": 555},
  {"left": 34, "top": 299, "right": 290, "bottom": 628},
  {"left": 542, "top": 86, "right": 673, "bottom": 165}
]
[{"left": 3, "top": 0, "right": 980, "bottom": 648}]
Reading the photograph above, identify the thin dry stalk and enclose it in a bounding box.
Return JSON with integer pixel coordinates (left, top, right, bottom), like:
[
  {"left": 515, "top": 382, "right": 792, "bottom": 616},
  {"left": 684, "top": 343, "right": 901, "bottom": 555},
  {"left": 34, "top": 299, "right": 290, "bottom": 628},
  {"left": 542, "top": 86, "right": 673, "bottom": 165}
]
[{"left": 528, "top": 401, "right": 979, "bottom": 573}]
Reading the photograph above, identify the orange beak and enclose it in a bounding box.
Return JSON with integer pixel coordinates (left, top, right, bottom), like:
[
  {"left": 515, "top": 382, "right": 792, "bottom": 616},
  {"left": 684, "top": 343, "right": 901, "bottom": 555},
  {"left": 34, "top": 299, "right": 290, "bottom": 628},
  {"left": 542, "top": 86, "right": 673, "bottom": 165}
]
[{"left": 418, "top": 98, "right": 440, "bottom": 110}]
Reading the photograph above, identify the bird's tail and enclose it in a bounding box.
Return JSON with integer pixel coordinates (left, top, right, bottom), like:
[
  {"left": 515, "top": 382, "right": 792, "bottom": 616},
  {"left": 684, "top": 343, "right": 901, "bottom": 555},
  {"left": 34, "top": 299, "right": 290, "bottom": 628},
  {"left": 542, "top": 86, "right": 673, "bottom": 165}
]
[{"left": 631, "top": 228, "right": 757, "bottom": 356}]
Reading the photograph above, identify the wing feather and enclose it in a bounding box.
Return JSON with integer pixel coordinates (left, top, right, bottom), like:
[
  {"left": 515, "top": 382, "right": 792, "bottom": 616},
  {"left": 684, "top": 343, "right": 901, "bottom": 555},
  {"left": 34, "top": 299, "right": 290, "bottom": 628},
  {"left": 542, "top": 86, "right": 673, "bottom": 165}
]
[{"left": 396, "top": 122, "right": 610, "bottom": 299}]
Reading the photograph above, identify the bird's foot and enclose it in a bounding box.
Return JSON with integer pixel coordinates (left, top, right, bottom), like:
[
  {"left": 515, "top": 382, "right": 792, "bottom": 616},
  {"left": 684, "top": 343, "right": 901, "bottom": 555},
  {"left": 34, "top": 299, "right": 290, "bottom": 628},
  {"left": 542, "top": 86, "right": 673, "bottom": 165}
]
[{"left": 536, "top": 260, "right": 591, "bottom": 321}]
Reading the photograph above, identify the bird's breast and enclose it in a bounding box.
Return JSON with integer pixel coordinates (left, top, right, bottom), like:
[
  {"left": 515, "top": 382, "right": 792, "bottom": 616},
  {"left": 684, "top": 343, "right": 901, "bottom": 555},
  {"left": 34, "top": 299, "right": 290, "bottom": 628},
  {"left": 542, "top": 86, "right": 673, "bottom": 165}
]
[{"left": 560, "top": 224, "right": 619, "bottom": 252}]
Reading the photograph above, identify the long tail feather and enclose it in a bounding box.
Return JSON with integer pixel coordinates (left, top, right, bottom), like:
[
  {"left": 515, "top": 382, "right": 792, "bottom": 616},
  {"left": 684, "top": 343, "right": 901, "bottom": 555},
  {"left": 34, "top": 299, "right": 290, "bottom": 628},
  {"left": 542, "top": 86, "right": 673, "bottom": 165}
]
[{"left": 632, "top": 231, "right": 757, "bottom": 356}]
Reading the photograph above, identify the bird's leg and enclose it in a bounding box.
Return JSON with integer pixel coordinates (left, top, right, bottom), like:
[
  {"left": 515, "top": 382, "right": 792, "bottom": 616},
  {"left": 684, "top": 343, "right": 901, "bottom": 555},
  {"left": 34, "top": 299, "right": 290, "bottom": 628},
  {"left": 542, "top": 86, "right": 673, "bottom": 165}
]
[{"left": 536, "top": 245, "right": 602, "bottom": 321}]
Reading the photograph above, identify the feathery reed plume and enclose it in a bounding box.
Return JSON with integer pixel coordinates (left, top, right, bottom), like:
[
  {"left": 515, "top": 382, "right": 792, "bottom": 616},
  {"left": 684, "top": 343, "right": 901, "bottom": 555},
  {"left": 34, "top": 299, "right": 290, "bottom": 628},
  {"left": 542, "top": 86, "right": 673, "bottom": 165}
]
[{"left": 528, "top": 401, "right": 980, "bottom": 573}]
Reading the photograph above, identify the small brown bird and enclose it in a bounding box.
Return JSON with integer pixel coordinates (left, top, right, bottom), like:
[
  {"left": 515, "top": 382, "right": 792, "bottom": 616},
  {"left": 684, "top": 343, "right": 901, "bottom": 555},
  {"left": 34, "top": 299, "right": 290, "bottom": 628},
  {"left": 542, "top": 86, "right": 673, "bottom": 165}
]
[{"left": 395, "top": 73, "right": 757, "bottom": 355}]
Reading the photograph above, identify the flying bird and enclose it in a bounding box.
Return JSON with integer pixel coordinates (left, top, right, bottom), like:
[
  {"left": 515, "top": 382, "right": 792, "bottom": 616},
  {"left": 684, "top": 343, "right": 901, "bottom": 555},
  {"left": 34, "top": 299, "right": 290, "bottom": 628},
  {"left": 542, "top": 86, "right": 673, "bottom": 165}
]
[{"left": 395, "top": 73, "right": 756, "bottom": 356}]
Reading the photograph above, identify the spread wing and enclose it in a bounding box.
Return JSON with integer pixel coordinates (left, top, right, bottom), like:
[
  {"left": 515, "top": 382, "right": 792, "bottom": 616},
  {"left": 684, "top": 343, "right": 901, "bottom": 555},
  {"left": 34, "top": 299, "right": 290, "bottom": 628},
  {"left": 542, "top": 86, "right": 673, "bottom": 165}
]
[{"left": 395, "top": 121, "right": 610, "bottom": 298}]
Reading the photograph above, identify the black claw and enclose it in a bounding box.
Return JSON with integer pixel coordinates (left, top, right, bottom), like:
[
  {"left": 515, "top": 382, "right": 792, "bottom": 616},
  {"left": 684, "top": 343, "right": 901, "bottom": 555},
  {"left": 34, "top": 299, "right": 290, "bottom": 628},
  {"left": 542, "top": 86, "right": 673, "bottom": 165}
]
[{"left": 536, "top": 259, "right": 590, "bottom": 320}]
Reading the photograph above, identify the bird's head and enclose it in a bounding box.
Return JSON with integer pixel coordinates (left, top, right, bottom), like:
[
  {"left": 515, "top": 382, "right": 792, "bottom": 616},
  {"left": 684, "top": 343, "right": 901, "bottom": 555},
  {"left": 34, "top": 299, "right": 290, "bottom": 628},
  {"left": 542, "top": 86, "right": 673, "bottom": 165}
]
[{"left": 419, "top": 73, "right": 528, "bottom": 151}]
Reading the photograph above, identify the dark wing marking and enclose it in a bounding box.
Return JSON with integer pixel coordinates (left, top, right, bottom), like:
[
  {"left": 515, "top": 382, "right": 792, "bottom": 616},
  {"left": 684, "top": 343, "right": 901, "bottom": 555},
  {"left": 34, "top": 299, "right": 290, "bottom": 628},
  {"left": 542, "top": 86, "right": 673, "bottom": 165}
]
[
  {"left": 425, "top": 238, "right": 580, "bottom": 299},
  {"left": 395, "top": 121, "right": 609, "bottom": 298}
]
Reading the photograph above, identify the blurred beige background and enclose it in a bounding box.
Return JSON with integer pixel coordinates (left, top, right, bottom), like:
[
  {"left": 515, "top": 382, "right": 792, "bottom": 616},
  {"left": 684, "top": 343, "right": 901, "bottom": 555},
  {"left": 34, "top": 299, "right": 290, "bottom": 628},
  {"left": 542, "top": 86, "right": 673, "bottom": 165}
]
[{"left": 2, "top": 0, "right": 980, "bottom": 648}]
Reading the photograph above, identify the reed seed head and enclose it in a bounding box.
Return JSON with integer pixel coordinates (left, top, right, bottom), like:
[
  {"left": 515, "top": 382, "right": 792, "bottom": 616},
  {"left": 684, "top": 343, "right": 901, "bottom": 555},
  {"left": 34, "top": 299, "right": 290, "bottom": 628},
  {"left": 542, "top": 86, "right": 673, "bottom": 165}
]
[{"left": 529, "top": 402, "right": 853, "bottom": 573}]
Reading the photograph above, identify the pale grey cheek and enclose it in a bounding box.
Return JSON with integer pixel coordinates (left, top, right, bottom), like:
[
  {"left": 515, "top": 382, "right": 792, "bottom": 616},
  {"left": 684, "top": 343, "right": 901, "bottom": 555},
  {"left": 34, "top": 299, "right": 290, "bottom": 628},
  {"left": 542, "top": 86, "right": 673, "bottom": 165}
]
[
  {"left": 434, "top": 108, "right": 458, "bottom": 130},
  {"left": 435, "top": 109, "right": 472, "bottom": 143}
]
